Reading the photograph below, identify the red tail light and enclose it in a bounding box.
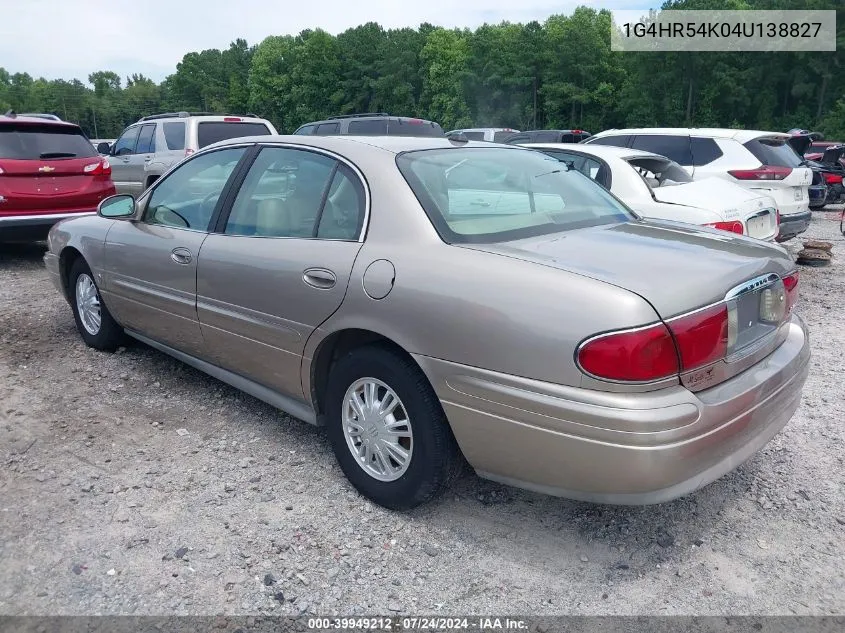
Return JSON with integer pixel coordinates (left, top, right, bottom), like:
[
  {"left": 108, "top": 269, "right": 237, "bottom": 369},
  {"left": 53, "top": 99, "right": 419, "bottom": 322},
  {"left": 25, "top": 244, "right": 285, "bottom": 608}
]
[
  {"left": 666, "top": 304, "right": 729, "bottom": 371},
  {"left": 823, "top": 173, "right": 843, "bottom": 185},
  {"left": 782, "top": 271, "right": 799, "bottom": 313},
  {"left": 83, "top": 159, "right": 111, "bottom": 176},
  {"left": 728, "top": 165, "right": 792, "bottom": 181},
  {"left": 705, "top": 221, "right": 745, "bottom": 234},
  {"left": 577, "top": 323, "right": 679, "bottom": 382},
  {"left": 223, "top": 117, "right": 242, "bottom": 122}
]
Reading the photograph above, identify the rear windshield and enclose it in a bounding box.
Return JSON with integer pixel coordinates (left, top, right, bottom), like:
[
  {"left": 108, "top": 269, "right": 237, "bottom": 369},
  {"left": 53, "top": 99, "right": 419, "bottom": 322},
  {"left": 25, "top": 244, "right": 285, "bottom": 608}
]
[
  {"left": 396, "top": 147, "right": 634, "bottom": 244},
  {"left": 347, "top": 118, "right": 444, "bottom": 137},
  {"left": 744, "top": 138, "right": 803, "bottom": 168},
  {"left": 196, "top": 121, "right": 272, "bottom": 148},
  {"left": 0, "top": 123, "right": 97, "bottom": 159},
  {"left": 626, "top": 157, "right": 693, "bottom": 188}
]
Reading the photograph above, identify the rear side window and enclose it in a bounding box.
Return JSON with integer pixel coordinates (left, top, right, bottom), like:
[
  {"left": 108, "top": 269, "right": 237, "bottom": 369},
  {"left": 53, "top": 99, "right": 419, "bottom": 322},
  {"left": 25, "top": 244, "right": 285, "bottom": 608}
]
[
  {"left": 586, "top": 134, "right": 631, "bottom": 148},
  {"left": 743, "top": 138, "right": 803, "bottom": 168},
  {"left": 295, "top": 125, "right": 317, "bottom": 135},
  {"left": 631, "top": 135, "right": 693, "bottom": 165},
  {"left": 348, "top": 119, "right": 388, "bottom": 135},
  {"left": 690, "top": 137, "right": 723, "bottom": 166},
  {"left": 196, "top": 121, "right": 272, "bottom": 148},
  {"left": 534, "top": 131, "right": 562, "bottom": 143},
  {"left": 315, "top": 122, "right": 340, "bottom": 135},
  {"left": 0, "top": 123, "right": 97, "bottom": 159},
  {"left": 461, "top": 131, "right": 486, "bottom": 141},
  {"left": 163, "top": 122, "right": 186, "bottom": 150},
  {"left": 390, "top": 120, "right": 445, "bottom": 137},
  {"left": 135, "top": 124, "right": 156, "bottom": 154},
  {"left": 493, "top": 131, "right": 515, "bottom": 142},
  {"left": 503, "top": 134, "right": 530, "bottom": 145}
]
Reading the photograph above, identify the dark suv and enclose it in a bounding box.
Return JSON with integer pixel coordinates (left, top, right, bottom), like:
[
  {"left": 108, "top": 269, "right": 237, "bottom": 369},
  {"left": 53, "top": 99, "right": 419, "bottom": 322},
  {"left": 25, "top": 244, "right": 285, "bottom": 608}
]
[
  {"left": 294, "top": 113, "right": 445, "bottom": 137},
  {"left": 502, "top": 129, "right": 592, "bottom": 144}
]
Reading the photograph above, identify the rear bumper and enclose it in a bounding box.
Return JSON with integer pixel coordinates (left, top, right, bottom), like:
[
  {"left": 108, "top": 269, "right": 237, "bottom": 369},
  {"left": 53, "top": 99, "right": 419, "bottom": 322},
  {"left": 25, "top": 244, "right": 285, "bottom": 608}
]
[
  {"left": 776, "top": 210, "right": 812, "bottom": 241},
  {"left": 0, "top": 211, "right": 96, "bottom": 241},
  {"left": 415, "top": 314, "right": 810, "bottom": 504}
]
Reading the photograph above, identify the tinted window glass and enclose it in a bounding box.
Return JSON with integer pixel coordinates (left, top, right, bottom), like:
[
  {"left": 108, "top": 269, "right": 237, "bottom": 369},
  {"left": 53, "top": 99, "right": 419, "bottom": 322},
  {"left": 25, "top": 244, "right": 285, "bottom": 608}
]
[
  {"left": 315, "top": 122, "right": 340, "bottom": 135},
  {"left": 135, "top": 124, "right": 156, "bottom": 154},
  {"left": 0, "top": 124, "right": 97, "bottom": 159},
  {"left": 631, "top": 135, "right": 693, "bottom": 164},
  {"left": 397, "top": 147, "right": 633, "bottom": 244},
  {"left": 574, "top": 133, "right": 592, "bottom": 142},
  {"left": 224, "top": 147, "right": 335, "bottom": 238},
  {"left": 145, "top": 147, "right": 246, "bottom": 230},
  {"left": 541, "top": 150, "right": 604, "bottom": 183},
  {"left": 493, "top": 131, "right": 516, "bottom": 142},
  {"left": 690, "top": 137, "right": 723, "bottom": 166},
  {"left": 317, "top": 165, "right": 366, "bottom": 240},
  {"left": 390, "top": 120, "right": 445, "bottom": 137},
  {"left": 112, "top": 126, "right": 140, "bottom": 156},
  {"left": 586, "top": 134, "right": 631, "bottom": 147},
  {"left": 196, "top": 122, "right": 271, "bottom": 148},
  {"left": 743, "top": 138, "right": 803, "bottom": 168},
  {"left": 461, "top": 131, "right": 486, "bottom": 141},
  {"left": 503, "top": 135, "right": 529, "bottom": 145},
  {"left": 295, "top": 125, "right": 317, "bottom": 135},
  {"left": 347, "top": 119, "right": 388, "bottom": 135},
  {"left": 533, "top": 131, "right": 562, "bottom": 143},
  {"left": 163, "top": 122, "right": 186, "bottom": 150}
]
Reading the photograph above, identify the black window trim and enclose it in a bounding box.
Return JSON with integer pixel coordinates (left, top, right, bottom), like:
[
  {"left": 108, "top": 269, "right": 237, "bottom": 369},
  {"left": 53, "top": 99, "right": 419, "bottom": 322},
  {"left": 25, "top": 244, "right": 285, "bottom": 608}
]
[
  {"left": 538, "top": 148, "right": 614, "bottom": 190},
  {"left": 212, "top": 142, "right": 372, "bottom": 243},
  {"left": 137, "top": 143, "right": 259, "bottom": 233}
]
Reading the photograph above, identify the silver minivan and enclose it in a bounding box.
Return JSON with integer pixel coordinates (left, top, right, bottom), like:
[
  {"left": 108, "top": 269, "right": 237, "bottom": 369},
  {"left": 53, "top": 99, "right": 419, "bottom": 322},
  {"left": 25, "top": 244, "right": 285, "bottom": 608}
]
[
  {"left": 101, "top": 112, "right": 278, "bottom": 195},
  {"left": 446, "top": 127, "right": 520, "bottom": 142}
]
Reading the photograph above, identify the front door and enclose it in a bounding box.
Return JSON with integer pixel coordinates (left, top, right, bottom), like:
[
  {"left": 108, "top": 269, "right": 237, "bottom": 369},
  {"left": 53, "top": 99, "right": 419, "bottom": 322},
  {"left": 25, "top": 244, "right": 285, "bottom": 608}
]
[
  {"left": 109, "top": 125, "right": 141, "bottom": 195},
  {"left": 101, "top": 146, "right": 249, "bottom": 357},
  {"left": 196, "top": 145, "right": 367, "bottom": 399}
]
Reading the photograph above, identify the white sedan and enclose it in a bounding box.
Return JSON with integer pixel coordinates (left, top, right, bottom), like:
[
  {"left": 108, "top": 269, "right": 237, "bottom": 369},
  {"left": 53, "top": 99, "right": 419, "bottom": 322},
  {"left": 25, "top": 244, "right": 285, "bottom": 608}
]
[{"left": 521, "top": 143, "right": 780, "bottom": 241}]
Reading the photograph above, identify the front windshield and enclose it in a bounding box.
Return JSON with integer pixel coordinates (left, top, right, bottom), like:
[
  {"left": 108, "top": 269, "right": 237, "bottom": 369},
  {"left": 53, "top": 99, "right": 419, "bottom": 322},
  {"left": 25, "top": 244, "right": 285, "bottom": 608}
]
[
  {"left": 396, "top": 147, "right": 635, "bottom": 243},
  {"left": 626, "top": 156, "right": 693, "bottom": 189}
]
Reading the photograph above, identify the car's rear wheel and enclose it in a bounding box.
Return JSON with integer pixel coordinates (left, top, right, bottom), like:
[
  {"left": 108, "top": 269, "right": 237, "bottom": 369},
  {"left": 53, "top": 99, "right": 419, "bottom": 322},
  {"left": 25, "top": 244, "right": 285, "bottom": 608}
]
[
  {"left": 69, "top": 258, "right": 125, "bottom": 351},
  {"left": 324, "top": 345, "right": 462, "bottom": 510}
]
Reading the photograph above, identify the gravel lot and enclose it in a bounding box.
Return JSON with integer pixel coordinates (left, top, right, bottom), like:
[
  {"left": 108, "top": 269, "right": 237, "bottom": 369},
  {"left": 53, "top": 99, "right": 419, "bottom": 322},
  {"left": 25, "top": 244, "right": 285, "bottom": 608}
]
[{"left": 1, "top": 209, "right": 844, "bottom": 617}]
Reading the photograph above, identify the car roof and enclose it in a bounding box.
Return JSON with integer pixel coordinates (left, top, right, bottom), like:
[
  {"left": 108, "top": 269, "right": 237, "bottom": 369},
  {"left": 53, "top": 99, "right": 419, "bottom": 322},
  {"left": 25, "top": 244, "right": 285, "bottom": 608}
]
[
  {"left": 522, "top": 142, "right": 665, "bottom": 162},
  {"left": 590, "top": 127, "right": 790, "bottom": 143},
  {"left": 134, "top": 113, "right": 271, "bottom": 124},
  {"left": 204, "top": 134, "right": 525, "bottom": 155},
  {"left": 0, "top": 114, "right": 81, "bottom": 128}
]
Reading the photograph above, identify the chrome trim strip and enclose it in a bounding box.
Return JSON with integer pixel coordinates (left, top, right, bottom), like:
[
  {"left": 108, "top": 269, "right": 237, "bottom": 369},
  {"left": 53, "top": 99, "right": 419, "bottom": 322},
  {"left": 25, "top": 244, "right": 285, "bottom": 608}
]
[{"left": 724, "top": 272, "right": 780, "bottom": 301}]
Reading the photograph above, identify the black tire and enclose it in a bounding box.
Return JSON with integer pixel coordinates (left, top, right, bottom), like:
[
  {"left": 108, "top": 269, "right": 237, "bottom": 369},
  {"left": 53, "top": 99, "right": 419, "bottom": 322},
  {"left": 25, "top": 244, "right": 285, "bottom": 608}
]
[
  {"left": 324, "top": 345, "right": 463, "bottom": 510},
  {"left": 68, "top": 258, "right": 125, "bottom": 351}
]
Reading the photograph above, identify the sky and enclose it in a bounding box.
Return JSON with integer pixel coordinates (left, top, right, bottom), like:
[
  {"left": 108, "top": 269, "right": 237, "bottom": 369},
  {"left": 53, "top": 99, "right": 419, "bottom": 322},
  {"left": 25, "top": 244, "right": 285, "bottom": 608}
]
[{"left": 0, "top": 0, "right": 650, "bottom": 84}]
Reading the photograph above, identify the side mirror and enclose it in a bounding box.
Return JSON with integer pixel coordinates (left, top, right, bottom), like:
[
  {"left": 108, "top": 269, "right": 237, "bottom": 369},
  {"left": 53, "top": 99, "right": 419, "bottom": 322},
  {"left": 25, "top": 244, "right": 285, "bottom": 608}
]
[
  {"left": 97, "top": 142, "right": 112, "bottom": 155},
  {"left": 98, "top": 194, "right": 136, "bottom": 219}
]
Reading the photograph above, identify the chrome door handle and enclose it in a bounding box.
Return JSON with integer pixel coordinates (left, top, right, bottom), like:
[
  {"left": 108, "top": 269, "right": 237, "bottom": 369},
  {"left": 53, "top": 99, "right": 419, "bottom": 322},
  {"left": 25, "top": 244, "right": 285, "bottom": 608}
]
[
  {"left": 303, "top": 268, "right": 336, "bottom": 289},
  {"left": 170, "top": 247, "right": 192, "bottom": 265}
]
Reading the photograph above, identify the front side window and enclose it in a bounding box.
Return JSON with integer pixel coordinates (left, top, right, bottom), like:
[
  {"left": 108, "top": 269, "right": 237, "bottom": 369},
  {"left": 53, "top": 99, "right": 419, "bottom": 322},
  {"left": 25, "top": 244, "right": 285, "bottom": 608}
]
[
  {"left": 397, "top": 147, "right": 634, "bottom": 244},
  {"left": 112, "top": 126, "right": 140, "bottom": 156},
  {"left": 144, "top": 147, "right": 246, "bottom": 230},
  {"left": 224, "top": 147, "right": 365, "bottom": 240}
]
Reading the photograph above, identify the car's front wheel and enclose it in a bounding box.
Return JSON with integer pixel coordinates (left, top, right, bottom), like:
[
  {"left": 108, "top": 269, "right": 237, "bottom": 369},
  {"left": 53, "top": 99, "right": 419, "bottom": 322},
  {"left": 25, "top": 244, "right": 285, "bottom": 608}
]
[
  {"left": 324, "top": 345, "right": 462, "bottom": 510},
  {"left": 69, "top": 258, "right": 125, "bottom": 351}
]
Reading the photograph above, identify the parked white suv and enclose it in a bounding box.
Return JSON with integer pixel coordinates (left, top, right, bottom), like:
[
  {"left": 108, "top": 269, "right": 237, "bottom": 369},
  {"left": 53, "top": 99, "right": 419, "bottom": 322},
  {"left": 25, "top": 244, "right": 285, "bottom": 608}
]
[
  {"left": 584, "top": 128, "right": 813, "bottom": 241},
  {"left": 100, "top": 112, "right": 278, "bottom": 196}
]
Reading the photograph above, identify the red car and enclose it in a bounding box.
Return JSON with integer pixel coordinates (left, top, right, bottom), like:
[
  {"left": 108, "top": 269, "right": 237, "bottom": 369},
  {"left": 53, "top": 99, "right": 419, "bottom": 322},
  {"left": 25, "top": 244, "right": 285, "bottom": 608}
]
[{"left": 0, "top": 112, "right": 115, "bottom": 241}]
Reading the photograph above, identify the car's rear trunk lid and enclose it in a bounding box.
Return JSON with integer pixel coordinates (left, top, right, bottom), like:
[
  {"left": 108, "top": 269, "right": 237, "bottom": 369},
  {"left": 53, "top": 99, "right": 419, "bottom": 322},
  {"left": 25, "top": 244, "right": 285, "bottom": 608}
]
[
  {"left": 0, "top": 157, "right": 107, "bottom": 212},
  {"left": 460, "top": 219, "right": 793, "bottom": 319}
]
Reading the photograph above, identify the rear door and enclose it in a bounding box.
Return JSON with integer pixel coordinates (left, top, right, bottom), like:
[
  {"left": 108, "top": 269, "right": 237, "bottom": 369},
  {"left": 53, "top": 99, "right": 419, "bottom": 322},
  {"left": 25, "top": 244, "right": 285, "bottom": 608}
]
[
  {"left": 0, "top": 122, "right": 107, "bottom": 216},
  {"left": 101, "top": 146, "right": 249, "bottom": 357},
  {"left": 196, "top": 145, "right": 367, "bottom": 399}
]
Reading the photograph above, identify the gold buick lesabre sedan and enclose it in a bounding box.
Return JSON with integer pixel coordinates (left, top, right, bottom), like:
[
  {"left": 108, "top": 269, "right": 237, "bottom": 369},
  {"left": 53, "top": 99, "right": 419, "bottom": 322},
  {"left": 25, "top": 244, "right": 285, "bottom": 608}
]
[{"left": 44, "top": 135, "right": 810, "bottom": 510}]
